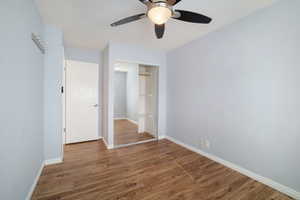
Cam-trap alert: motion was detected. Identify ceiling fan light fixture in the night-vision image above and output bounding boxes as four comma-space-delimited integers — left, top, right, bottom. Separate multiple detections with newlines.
111, 0, 212, 39
147, 5, 172, 25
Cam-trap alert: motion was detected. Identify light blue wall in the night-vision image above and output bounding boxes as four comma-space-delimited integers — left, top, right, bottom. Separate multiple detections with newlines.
114, 72, 127, 119
43, 25, 64, 161
0, 0, 44, 199
102, 46, 110, 145
167, 0, 300, 192
65, 47, 101, 64
125, 63, 139, 122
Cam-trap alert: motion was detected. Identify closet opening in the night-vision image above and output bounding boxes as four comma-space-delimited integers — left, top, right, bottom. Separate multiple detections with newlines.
113, 62, 159, 147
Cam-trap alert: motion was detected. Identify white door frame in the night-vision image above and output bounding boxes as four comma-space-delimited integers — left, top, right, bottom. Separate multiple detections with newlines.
62, 61, 66, 145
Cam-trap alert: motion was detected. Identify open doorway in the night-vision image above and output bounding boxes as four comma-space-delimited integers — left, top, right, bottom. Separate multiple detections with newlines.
113, 62, 159, 147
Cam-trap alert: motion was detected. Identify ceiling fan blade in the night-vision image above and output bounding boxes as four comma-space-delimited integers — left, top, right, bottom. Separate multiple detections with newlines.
167, 0, 181, 5
111, 13, 146, 27
173, 10, 212, 24
139, 0, 152, 5
155, 24, 165, 39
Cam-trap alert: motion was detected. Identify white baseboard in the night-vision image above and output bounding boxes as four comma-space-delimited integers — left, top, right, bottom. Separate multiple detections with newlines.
165, 135, 300, 200
126, 118, 138, 125
26, 137, 101, 200
26, 161, 45, 200
45, 157, 63, 165
102, 138, 113, 149
158, 135, 166, 140
26, 157, 63, 199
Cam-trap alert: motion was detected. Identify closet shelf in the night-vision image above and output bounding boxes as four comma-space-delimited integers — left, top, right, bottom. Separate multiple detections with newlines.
139, 72, 152, 76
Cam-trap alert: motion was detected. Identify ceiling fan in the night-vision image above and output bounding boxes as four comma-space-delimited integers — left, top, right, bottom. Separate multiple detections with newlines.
111, 0, 212, 39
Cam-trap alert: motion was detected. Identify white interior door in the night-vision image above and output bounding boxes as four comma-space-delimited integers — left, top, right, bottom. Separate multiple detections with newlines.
66, 60, 99, 144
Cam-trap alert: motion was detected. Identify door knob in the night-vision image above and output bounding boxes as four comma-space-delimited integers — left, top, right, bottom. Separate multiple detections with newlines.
93, 104, 99, 107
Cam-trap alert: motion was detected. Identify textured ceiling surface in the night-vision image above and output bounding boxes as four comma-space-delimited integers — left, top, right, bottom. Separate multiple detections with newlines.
35, 0, 278, 51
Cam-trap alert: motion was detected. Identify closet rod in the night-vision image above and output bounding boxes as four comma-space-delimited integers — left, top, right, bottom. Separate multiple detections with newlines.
139, 73, 151, 77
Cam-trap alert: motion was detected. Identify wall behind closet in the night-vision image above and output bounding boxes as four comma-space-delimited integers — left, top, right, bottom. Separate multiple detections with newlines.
125, 63, 139, 122
114, 72, 127, 119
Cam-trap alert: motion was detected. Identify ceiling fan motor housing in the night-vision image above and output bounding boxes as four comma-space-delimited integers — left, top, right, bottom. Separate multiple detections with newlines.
147, 1, 173, 12
152, 0, 168, 3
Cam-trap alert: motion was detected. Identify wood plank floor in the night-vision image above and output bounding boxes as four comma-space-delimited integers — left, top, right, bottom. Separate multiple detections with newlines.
114, 119, 154, 145
32, 140, 293, 200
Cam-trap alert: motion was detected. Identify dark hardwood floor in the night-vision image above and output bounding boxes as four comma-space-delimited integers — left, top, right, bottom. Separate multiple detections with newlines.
31, 139, 293, 200
114, 119, 154, 145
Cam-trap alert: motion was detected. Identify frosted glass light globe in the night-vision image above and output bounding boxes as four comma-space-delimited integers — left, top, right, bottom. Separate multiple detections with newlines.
148, 6, 172, 25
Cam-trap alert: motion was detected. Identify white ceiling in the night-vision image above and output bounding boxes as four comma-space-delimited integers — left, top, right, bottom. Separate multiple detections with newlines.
35, 0, 278, 51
